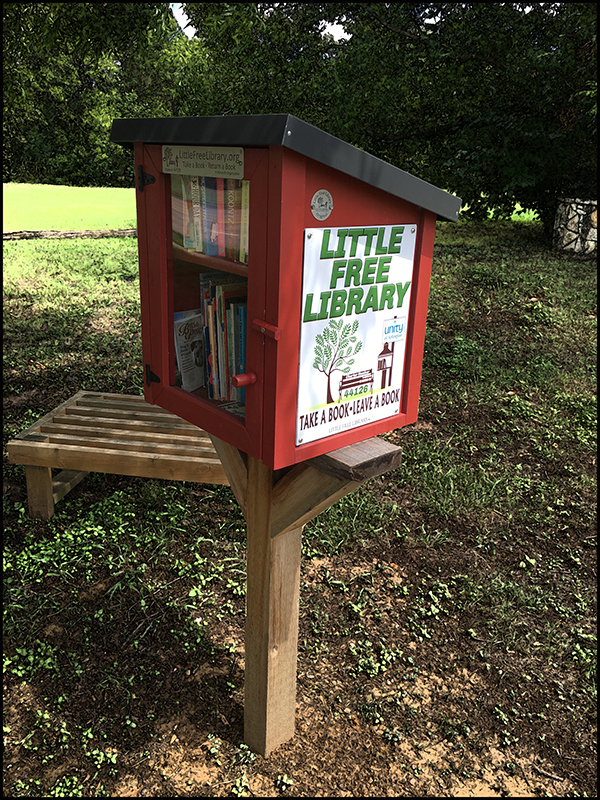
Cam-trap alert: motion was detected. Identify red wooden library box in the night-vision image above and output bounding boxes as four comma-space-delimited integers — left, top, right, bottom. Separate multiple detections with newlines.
110, 115, 461, 470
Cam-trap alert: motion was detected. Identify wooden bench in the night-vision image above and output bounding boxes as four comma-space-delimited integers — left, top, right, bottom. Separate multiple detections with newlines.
7, 389, 404, 756
6, 391, 228, 520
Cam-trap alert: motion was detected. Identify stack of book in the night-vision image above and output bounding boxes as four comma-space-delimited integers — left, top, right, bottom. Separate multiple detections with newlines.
200, 271, 248, 403
174, 273, 248, 404
171, 174, 250, 264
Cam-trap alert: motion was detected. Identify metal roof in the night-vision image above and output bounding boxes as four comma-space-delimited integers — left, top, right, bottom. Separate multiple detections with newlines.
110, 114, 461, 222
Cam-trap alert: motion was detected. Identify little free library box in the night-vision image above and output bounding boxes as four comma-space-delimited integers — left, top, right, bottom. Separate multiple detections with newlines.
109, 114, 461, 469
109, 114, 461, 756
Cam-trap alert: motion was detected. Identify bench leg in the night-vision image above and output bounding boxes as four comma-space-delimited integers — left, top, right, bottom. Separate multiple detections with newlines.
25, 465, 54, 520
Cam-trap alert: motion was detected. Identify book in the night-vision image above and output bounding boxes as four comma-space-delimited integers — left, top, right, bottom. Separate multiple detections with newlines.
181, 175, 196, 250
216, 177, 226, 258
206, 301, 219, 398
171, 174, 195, 250
199, 270, 222, 322
237, 303, 248, 403
240, 179, 250, 264
190, 176, 204, 254
225, 179, 242, 261
173, 310, 205, 392
204, 324, 214, 400
219, 282, 248, 399
228, 300, 244, 402
199, 270, 224, 393
202, 177, 219, 256
211, 277, 247, 399
171, 174, 184, 248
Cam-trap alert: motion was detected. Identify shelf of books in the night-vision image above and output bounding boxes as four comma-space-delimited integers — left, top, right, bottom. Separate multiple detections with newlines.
171, 174, 249, 421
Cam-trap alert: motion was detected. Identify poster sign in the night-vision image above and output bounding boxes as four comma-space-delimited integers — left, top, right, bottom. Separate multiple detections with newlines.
296, 225, 417, 446
162, 145, 244, 179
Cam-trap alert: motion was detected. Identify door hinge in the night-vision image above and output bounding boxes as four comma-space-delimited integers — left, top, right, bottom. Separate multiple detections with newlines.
138, 165, 156, 192
145, 364, 160, 386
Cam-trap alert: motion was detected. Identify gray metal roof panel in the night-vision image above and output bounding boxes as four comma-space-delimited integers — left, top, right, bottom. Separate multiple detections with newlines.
110, 114, 461, 222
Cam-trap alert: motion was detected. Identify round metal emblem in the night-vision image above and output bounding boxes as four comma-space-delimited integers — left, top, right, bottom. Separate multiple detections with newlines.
310, 189, 334, 221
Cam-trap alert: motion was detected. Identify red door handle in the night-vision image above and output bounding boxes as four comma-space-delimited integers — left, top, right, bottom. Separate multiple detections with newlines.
232, 372, 257, 388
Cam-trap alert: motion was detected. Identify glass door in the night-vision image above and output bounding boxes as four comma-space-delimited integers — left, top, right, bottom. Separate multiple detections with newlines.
170, 173, 250, 422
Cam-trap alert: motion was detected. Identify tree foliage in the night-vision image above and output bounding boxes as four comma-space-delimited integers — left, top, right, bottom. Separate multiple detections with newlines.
3, 3, 187, 186
183, 2, 596, 229
3, 2, 596, 231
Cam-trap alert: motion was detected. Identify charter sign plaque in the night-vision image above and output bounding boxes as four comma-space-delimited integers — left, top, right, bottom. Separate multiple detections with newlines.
161, 145, 244, 179
296, 225, 417, 446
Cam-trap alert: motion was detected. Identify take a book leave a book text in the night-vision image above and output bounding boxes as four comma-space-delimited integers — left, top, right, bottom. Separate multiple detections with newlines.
171, 174, 249, 264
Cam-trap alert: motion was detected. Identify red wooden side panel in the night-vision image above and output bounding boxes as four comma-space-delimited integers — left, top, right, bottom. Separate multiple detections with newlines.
400, 209, 437, 424
261, 147, 307, 466
264, 153, 437, 469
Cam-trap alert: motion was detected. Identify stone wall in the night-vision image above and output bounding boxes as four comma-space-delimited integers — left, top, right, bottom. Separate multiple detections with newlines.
553, 198, 597, 255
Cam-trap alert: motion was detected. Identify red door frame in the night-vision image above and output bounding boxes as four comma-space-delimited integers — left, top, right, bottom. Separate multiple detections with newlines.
134, 143, 269, 460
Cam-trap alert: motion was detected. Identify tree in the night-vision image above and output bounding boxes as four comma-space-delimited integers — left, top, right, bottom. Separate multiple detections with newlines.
180, 2, 339, 126
182, 3, 597, 233
2, 3, 179, 185
4, 0, 595, 218
313, 319, 362, 405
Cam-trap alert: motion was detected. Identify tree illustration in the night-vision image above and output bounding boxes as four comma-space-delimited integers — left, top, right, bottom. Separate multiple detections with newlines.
312, 319, 362, 404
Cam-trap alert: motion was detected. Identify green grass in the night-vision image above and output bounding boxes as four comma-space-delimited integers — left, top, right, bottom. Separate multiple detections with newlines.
2, 209, 597, 796
2, 183, 136, 231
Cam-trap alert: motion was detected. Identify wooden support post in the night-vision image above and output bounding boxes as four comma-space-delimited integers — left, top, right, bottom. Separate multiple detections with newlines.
212, 435, 402, 756
25, 465, 54, 520
244, 456, 302, 755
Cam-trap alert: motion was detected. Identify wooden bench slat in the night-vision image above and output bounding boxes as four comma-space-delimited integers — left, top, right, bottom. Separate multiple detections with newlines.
74, 396, 180, 415
8, 441, 228, 482
78, 392, 147, 403
14, 432, 222, 459
39, 422, 212, 446
64, 405, 193, 424
46, 414, 209, 437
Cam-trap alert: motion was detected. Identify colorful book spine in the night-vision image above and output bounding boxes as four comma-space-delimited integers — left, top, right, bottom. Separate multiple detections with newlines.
216, 178, 226, 258
171, 174, 183, 247
240, 180, 250, 264
225, 178, 239, 261
206, 301, 219, 398
190, 177, 204, 254
227, 304, 237, 401
238, 303, 247, 403
200, 270, 220, 390
204, 324, 214, 399
202, 177, 218, 257
220, 283, 247, 400
181, 175, 195, 250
